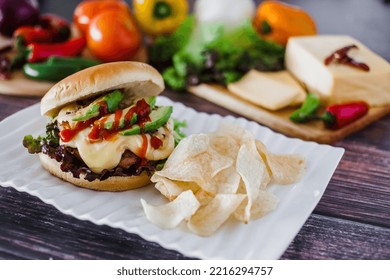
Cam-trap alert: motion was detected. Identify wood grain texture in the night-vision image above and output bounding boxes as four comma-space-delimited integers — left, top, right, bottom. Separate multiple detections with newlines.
316, 142, 390, 227
282, 214, 390, 260
0, 71, 54, 97
1, 187, 389, 260
188, 84, 390, 144
0, 187, 190, 260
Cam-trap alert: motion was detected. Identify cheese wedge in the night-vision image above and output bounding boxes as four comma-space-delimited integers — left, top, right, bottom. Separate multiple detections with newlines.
285, 35, 390, 107
227, 70, 306, 111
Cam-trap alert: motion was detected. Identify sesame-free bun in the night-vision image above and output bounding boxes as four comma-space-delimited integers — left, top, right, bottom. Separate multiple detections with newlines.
41, 61, 165, 117
39, 154, 152, 191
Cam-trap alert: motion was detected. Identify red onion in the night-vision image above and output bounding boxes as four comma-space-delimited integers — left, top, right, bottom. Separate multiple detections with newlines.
0, 0, 40, 37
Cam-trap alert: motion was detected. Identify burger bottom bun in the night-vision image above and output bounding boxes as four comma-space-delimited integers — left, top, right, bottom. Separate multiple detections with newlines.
39, 154, 151, 192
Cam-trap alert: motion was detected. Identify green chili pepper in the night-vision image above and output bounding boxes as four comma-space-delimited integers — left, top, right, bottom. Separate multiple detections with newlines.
46, 56, 100, 67
23, 63, 80, 81
22, 56, 100, 82
72, 90, 124, 122
290, 93, 321, 123
103, 90, 123, 113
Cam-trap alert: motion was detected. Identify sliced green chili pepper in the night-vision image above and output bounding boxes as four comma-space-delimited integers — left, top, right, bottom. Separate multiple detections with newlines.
72, 104, 100, 121
290, 93, 321, 123
22, 56, 100, 82
103, 90, 123, 113
72, 90, 124, 122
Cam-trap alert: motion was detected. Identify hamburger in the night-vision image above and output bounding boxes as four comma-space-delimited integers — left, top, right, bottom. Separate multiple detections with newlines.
23, 61, 181, 191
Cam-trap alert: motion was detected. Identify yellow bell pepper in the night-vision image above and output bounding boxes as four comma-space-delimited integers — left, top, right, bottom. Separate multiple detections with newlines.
133, 0, 188, 36
253, 1, 317, 46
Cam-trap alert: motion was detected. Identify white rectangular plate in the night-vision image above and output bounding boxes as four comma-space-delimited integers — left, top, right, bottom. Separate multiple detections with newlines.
0, 96, 344, 259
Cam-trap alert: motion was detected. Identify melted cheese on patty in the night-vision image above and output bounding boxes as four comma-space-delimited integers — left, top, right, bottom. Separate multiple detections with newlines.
56, 104, 175, 174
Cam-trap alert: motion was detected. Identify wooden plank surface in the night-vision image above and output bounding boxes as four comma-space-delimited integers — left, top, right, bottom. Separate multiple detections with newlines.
282, 214, 390, 260
316, 141, 390, 228
1, 186, 389, 260
0, 187, 189, 260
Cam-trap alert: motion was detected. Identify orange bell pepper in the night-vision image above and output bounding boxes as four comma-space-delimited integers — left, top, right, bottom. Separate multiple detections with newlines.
253, 1, 316, 46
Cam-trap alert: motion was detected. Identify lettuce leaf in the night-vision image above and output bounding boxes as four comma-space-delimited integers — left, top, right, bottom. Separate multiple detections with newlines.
151, 19, 285, 90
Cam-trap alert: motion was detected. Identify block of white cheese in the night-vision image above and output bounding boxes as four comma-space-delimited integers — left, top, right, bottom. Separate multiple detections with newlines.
227, 70, 306, 111
285, 35, 390, 107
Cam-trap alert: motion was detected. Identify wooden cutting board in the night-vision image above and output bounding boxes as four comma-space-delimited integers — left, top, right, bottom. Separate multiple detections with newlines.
0, 34, 147, 97
189, 84, 390, 144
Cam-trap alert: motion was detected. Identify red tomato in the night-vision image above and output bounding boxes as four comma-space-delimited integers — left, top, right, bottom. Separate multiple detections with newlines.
74, 0, 129, 34
87, 10, 142, 62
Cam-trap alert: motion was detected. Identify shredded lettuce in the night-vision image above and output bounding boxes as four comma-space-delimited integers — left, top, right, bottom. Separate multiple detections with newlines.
23, 122, 60, 154
148, 16, 196, 66
149, 18, 285, 90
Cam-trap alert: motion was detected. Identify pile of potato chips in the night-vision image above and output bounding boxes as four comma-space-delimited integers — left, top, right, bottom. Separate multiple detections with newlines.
141, 123, 306, 236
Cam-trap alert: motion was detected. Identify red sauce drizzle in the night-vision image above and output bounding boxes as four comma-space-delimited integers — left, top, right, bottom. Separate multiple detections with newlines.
60, 99, 152, 143
87, 121, 100, 141
99, 101, 109, 115
59, 119, 94, 142
124, 98, 151, 132
88, 115, 117, 141
113, 109, 123, 130
150, 136, 163, 149
138, 134, 148, 158
124, 107, 136, 124
60, 100, 109, 143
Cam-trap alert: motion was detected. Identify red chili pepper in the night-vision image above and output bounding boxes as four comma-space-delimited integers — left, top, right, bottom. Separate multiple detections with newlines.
14, 26, 54, 44
324, 45, 370, 72
27, 37, 87, 62
321, 101, 369, 129
13, 14, 70, 44
38, 14, 71, 42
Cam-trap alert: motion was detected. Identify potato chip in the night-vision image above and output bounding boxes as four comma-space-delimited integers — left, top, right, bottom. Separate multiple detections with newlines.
236, 142, 268, 223
155, 134, 234, 194
209, 134, 240, 160
250, 191, 279, 220
255, 140, 273, 177
212, 166, 241, 194
156, 155, 224, 194
214, 122, 255, 146
234, 191, 279, 222
267, 154, 306, 185
151, 175, 200, 201
256, 140, 306, 185
187, 194, 246, 236
140, 190, 200, 229
140, 122, 306, 236
194, 188, 214, 207
161, 134, 209, 170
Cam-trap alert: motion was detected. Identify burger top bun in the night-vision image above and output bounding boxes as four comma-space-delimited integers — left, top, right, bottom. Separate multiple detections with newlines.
41, 61, 165, 117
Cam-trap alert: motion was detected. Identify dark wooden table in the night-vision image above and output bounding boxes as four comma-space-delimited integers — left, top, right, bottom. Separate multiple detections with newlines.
0, 0, 389, 260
